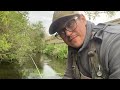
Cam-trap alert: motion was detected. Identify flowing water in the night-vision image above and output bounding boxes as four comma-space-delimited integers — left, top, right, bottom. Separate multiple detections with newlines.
26, 54, 63, 79
0, 54, 64, 79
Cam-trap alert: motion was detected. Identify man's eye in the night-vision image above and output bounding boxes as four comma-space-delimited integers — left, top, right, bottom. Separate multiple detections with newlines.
67, 20, 75, 28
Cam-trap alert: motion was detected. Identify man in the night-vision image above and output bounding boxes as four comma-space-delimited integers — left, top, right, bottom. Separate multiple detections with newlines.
49, 11, 120, 79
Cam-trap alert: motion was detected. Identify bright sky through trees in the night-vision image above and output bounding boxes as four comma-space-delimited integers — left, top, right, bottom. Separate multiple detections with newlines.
28, 11, 120, 36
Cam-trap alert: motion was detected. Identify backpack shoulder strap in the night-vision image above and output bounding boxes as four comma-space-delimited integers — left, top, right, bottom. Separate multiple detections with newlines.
88, 23, 112, 79
71, 48, 92, 79
88, 36, 108, 79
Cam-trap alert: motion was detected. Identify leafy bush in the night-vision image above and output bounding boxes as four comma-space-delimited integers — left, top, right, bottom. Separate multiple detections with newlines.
43, 43, 68, 63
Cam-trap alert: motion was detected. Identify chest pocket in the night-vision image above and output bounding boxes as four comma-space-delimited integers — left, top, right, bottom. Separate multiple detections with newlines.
88, 39, 108, 79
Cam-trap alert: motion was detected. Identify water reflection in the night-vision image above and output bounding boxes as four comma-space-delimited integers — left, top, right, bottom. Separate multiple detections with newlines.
26, 54, 62, 79
26, 63, 62, 79
41, 63, 61, 79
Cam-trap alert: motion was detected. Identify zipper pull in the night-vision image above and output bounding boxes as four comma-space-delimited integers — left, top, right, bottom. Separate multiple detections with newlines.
97, 65, 102, 77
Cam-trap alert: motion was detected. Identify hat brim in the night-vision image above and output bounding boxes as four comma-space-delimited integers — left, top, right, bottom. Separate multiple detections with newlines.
49, 15, 75, 34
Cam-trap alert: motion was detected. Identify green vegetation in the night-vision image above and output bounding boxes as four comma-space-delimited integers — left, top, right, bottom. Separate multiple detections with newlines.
43, 43, 68, 75
43, 43, 68, 63
0, 11, 117, 79
0, 11, 45, 78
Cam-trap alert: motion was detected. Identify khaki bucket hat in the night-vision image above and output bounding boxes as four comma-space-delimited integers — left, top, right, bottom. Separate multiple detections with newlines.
49, 11, 85, 34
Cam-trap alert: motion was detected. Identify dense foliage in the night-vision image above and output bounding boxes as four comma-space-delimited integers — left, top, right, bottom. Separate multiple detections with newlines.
43, 43, 68, 63
0, 11, 45, 78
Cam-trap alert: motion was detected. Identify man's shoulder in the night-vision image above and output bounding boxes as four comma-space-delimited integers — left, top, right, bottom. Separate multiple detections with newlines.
94, 23, 120, 34
95, 23, 120, 58
104, 23, 120, 34
93, 23, 120, 40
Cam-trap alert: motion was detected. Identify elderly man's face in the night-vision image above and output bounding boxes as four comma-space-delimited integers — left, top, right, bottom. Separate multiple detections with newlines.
59, 15, 87, 48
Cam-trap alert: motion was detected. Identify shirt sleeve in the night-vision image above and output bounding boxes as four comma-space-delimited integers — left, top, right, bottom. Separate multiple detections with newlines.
107, 36, 120, 79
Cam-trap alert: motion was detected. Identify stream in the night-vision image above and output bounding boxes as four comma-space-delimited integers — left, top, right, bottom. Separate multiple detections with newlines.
26, 54, 63, 79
